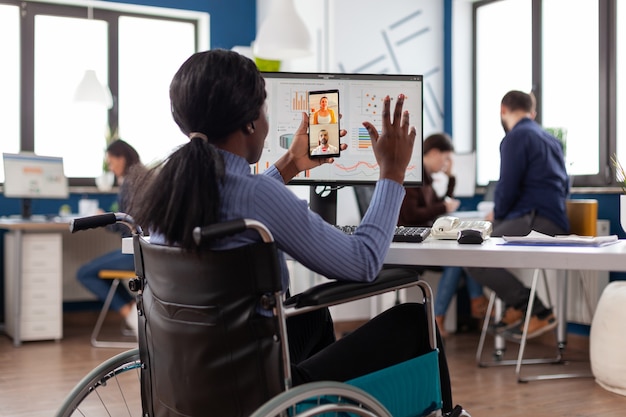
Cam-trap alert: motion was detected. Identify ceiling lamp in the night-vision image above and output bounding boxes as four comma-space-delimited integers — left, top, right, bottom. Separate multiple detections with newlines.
74, 69, 113, 109
253, 0, 313, 60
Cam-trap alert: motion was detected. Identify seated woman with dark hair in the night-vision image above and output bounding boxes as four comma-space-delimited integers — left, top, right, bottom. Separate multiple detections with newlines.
130, 49, 458, 414
76, 139, 144, 335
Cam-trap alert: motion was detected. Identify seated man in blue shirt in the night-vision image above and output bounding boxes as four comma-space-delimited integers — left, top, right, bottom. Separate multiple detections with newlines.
466, 90, 569, 339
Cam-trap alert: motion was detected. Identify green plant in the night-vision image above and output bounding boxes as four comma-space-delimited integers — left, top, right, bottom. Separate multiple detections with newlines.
611, 153, 626, 193
545, 127, 568, 156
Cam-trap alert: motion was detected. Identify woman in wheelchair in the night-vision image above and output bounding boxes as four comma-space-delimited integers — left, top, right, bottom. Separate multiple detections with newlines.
130, 49, 455, 414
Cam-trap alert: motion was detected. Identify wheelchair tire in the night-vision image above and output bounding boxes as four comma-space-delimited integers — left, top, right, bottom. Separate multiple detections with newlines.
54, 348, 141, 417
249, 381, 393, 417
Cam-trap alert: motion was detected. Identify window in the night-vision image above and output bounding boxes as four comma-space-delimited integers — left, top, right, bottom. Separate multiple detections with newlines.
617, 1, 626, 169
0, 4, 20, 182
475, 0, 532, 185
118, 16, 196, 167
542, 0, 599, 176
4, 0, 207, 184
473, 0, 613, 187
34, 15, 109, 178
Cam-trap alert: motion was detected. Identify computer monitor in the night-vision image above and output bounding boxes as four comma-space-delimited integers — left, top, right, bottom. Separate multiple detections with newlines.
2, 152, 69, 219
260, 72, 423, 224
483, 180, 498, 202
451, 152, 477, 198
260, 72, 423, 185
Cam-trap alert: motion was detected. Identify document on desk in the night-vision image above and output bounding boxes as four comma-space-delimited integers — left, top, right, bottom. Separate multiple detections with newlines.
502, 230, 619, 247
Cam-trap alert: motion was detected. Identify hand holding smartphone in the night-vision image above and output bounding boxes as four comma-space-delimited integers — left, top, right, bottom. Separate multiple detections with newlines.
308, 89, 340, 158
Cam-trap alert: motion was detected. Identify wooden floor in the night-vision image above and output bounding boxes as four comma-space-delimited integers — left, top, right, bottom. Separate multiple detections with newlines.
0, 312, 625, 417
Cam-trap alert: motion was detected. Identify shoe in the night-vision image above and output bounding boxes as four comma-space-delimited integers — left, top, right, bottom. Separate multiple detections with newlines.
488, 307, 524, 333
435, 315, 449, 338
470, 295, 489, 319
508, 313, 557, 340
124, 303, 138, 337
444, 405, 472, 417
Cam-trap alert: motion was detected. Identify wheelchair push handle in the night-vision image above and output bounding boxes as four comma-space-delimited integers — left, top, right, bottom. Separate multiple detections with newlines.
193, 219, 274, 245
70, 212, 139, 234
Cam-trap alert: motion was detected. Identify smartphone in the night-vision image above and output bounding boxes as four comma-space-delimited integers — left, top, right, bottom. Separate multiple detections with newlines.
308, 89, 340, 158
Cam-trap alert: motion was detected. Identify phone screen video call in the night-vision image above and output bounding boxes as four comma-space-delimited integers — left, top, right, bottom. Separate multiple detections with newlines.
308, 90, 340, 158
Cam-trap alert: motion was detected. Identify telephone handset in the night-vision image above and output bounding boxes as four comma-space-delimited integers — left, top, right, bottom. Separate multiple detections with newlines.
431, 216, 493, 240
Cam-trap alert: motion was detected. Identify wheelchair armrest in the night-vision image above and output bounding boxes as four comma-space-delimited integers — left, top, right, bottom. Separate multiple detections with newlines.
285, 268, 438, 351
285, 268, 421, 310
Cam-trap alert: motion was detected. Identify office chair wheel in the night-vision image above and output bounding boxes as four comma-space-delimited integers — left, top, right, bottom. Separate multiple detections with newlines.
250, 381, 392, 417
493, 349, 505, 361
54, 348, 141, 417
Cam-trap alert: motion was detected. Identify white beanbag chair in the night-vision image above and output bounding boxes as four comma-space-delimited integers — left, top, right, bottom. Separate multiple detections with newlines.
590, 281, 626, 396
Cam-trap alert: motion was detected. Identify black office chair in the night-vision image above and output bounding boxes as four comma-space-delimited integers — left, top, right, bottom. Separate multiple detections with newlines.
56, 213, 444, 417
353, 184, 376, 219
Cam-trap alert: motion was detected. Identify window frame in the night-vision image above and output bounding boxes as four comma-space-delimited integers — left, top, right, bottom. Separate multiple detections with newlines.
5, 0, 206, 186
472, 0, 617, 189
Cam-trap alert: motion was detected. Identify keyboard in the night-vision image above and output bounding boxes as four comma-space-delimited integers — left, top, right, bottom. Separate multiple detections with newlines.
335, 225, 431, 243
392, 226, 431, 243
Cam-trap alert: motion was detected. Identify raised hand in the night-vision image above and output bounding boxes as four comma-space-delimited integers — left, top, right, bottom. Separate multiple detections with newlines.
362, 94, 416, 184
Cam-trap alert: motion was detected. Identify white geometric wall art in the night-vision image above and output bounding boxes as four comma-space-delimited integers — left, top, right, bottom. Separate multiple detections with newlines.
331, 0, 444, 134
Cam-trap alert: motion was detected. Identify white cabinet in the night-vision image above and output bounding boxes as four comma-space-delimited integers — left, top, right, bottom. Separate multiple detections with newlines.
4, 232, 63, 341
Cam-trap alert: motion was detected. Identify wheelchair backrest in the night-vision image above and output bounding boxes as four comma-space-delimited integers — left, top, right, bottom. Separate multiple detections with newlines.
133, 235, 285, 417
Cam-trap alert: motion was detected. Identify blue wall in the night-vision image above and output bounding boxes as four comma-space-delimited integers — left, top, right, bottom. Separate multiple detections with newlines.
0, 193, 118, 218
103, 0, 257, 50
458, 193, 626, 239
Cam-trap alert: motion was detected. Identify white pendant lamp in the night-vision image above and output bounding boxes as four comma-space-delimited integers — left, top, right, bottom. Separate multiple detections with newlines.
74, 69, 113, 109
253, 0, 313, 60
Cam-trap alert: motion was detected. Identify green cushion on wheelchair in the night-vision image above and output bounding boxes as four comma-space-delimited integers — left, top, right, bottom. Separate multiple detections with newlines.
346, 350, 442, 417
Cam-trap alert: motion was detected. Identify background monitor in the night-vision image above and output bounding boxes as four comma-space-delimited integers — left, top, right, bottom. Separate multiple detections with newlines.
259, 72, 424, 186
483, 180, 498, 202
449, 152, 476, 198
2, 152, 69, 218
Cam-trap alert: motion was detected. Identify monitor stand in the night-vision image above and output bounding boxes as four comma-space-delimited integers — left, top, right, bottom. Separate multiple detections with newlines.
309, 185, 337, 225
21, 198, 33, 219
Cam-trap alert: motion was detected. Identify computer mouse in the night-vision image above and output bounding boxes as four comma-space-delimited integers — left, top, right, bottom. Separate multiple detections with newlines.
457, 229, 484, 244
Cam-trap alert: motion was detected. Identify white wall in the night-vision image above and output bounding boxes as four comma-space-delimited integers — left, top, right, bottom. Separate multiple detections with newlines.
257, 0, 445, 133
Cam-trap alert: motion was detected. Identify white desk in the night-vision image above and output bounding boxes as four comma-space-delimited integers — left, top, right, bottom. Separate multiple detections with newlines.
0, 219, 69, 346
123, 235, 626, 276
387, 237, 626, 380
386, 237, 626, 272
385, 237, 626, 341
123, 235, 626, 379
1, 218, 122, 347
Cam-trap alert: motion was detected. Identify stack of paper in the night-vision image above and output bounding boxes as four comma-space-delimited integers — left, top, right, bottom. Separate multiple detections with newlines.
502, 230, 619, 247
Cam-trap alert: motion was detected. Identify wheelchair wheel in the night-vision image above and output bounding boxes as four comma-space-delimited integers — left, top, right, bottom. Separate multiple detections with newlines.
55, 348, 141, 417
249, 381, 393, 417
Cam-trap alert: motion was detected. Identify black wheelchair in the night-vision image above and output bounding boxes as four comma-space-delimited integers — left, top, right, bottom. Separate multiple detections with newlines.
55, 213, 454, 417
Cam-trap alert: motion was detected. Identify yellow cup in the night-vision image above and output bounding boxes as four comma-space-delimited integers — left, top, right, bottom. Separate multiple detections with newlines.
566, 199, 598, 236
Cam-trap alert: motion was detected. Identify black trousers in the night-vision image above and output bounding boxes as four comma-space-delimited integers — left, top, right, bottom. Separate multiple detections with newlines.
466, 213, 567, 316
287, 303, 453, 413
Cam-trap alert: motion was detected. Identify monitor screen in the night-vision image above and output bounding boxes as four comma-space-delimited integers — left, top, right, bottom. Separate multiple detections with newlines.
259, 72, 423, 186
2, 152, 68, 199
